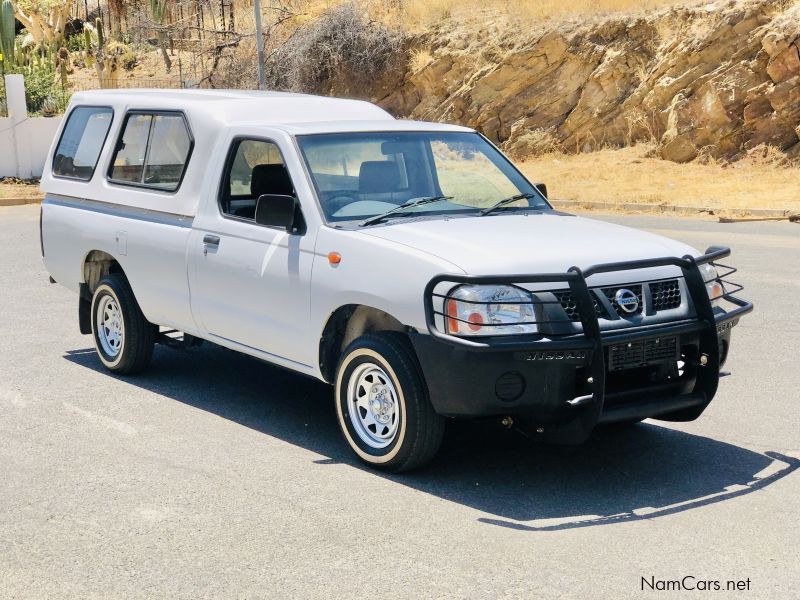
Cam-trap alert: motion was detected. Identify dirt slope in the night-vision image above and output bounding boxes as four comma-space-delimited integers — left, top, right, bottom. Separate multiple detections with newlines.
369, 0, 800, 163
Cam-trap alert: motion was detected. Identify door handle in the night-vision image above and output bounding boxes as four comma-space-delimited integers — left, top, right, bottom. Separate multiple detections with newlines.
202, 234, 220, 256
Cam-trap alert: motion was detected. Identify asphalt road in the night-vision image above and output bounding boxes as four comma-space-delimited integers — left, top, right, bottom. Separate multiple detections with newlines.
1, 205, 798, 599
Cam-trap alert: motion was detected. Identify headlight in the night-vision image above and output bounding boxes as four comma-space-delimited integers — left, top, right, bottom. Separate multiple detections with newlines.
445, 285, 536, 336
699, 263, 725, 307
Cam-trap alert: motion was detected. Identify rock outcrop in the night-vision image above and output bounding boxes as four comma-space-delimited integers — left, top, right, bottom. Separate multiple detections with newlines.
371, 0, 800, 162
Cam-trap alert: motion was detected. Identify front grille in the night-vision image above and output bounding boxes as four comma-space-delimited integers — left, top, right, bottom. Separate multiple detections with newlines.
608, 336, 678, 371
554, 291, 604, 322
650, 279, 682, 310
552, 279, 682, 322
602, 285, 643, 318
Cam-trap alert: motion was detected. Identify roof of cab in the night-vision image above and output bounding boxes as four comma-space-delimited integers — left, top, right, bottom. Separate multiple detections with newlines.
67, 89, 472, 134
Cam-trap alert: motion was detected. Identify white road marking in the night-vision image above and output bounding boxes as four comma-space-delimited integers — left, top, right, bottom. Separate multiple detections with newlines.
0, 388, 27, 407
62, 401, 137, 436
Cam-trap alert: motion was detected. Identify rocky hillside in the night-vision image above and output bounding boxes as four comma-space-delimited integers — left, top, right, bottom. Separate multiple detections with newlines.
368, 0, 800, 162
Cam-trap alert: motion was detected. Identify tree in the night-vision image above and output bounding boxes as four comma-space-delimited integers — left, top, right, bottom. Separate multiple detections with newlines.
149, 0, 170, 72
12, 0, 72, 45
107, 0, 126, 39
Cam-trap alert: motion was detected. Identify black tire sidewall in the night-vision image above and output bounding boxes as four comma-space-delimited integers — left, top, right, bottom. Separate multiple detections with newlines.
336, 341, 412, 466
91, 282, 128, 370
90, 273, 154, 375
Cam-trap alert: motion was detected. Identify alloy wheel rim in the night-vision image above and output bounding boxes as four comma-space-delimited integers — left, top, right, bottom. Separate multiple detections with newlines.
96, 295, 124, 358
346, 363, 400, 449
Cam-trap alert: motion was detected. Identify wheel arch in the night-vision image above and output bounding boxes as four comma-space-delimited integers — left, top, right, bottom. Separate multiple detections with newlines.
81, 249, 124, 293
318, 304, 408, 383
78, 250, 125, 334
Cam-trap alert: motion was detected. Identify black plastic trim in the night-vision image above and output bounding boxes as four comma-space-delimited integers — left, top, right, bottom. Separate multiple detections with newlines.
423, 247, 752, 351
419, 246, 753, 439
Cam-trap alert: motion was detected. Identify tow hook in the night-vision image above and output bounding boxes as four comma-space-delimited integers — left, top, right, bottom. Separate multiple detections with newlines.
698, 353, 710, 367
567, 394, 593, 407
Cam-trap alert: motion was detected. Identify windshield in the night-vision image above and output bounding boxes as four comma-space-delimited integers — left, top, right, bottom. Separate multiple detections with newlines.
297, 131, 550, 224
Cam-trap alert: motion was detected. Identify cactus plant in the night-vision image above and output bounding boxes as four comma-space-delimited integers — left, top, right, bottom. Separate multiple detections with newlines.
83, 28, 94, 67
91, 17, 120, 89
96, 17, 104, 49
57, 47, 69, 87
0, 0, 15, 65
14, 42, 24, 67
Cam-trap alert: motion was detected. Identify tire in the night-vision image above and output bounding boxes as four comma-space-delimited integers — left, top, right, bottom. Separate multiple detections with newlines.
335, 332, 444, 472
90, 273, 156, 375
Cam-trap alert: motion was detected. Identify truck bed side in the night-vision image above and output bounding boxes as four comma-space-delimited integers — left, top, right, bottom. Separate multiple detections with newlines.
42, 195, 197, 334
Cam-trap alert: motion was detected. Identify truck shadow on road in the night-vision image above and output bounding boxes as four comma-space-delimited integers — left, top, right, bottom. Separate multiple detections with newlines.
65, 344, 798, 532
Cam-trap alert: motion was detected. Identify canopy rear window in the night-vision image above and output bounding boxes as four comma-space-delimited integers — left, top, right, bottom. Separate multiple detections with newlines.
52, 107, 113, 181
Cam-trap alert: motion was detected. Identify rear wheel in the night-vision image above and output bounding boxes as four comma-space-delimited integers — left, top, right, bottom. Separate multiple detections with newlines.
335, 332, 444, 472
91, 273, 156, 374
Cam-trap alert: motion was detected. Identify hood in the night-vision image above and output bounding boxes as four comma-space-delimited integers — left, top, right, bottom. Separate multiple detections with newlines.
360, 212, 700, 285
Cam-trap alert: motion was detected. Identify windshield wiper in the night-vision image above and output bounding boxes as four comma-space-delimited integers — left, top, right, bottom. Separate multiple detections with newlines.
479, 193, 537, 216
359, 196, 453, 227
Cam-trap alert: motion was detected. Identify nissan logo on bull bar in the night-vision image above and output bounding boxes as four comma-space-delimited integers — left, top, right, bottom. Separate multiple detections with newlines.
614, 288, 640, 313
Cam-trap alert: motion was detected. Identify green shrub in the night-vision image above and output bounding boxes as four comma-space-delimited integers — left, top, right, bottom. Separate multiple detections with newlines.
22, 65, 58, 114
64, 34, 84, 53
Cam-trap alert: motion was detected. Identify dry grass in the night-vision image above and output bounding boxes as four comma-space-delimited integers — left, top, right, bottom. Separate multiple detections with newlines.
409, 47, 434, 72
394, 0, 695, 28
0, 180, 41, 201
518, 145, 800, 212
303, 0, 697, 30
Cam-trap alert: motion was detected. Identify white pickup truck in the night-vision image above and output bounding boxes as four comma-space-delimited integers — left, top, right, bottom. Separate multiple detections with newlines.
40, 90, 752, 471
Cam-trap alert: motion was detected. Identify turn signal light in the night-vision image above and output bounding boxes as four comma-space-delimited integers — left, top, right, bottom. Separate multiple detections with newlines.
328, 252, 342, 265
446, 298, 459, 334
708, 280, 724, 303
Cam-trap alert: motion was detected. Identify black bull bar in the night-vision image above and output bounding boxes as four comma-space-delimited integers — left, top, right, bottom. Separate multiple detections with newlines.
422, 246, 753, 439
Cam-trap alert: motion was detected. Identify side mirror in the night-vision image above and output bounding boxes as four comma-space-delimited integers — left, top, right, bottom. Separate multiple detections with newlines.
255, 194, 298, 232
534, 183, 548, 199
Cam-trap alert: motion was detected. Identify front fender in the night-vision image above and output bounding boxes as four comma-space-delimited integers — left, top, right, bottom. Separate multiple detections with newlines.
308, 227, 465, 374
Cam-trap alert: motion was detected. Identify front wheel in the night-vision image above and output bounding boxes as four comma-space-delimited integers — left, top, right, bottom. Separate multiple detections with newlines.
335, 332, 444, 472
91, 273, 156, 374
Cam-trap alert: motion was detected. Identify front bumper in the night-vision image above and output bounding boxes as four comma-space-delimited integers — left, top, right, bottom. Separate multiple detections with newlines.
415, 246, 753, 443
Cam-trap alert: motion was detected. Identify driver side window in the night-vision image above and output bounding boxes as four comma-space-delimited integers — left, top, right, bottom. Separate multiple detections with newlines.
220, 138, 295, 220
